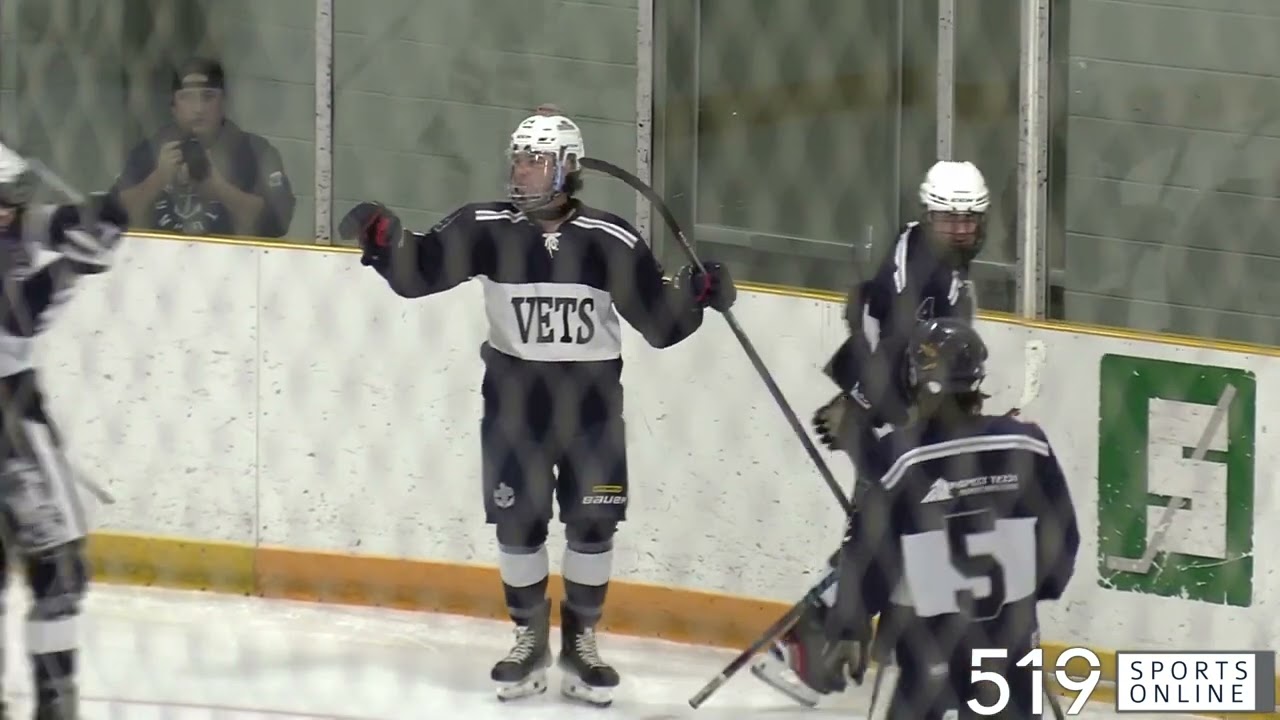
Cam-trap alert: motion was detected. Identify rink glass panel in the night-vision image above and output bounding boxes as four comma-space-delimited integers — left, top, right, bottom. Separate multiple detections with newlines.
652, 0, 1022, 312
1051, 0, 1280, 344
2, 0, 1276, 342
329, 0, 643, 241
0, 0, 318, 241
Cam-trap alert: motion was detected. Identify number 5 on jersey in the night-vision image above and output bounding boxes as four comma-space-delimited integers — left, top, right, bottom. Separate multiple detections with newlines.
901, 507, 1038, 619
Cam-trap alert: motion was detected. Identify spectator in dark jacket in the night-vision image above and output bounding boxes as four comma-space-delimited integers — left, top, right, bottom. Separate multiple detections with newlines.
114, 57, 295, 238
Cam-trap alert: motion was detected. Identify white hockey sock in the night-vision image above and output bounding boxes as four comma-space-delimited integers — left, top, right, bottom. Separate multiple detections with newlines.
498, 544, 550, 589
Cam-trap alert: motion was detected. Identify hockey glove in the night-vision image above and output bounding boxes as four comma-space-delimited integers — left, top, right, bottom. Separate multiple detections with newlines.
50, 193, 127, 273
821, 636, 872, 687
338, 201, 402, 269
821, 591, 874, 688
812, 391, 870, 452
676, 261, 737, 312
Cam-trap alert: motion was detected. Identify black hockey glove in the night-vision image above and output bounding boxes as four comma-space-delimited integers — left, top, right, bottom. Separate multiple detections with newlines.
821, 636, 872, 687
338, 201, 402, 269
822, 587, 874, 687
813, 390, 871, 452
675, 261, 736, 312
49, 192, 127, 273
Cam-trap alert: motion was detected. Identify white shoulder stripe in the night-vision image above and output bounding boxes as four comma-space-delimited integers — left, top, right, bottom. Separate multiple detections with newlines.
475, 209, 523, 223
879, 433, 1051, 491
892, 225, 912, 293
571, 216, 639, 249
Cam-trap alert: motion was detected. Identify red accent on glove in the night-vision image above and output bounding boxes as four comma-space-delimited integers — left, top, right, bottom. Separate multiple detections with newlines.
693, 270, 714, 305
363, 212, 392, 248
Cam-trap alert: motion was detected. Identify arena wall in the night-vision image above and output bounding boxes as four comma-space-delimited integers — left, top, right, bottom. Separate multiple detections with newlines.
46, 234, 1279, 717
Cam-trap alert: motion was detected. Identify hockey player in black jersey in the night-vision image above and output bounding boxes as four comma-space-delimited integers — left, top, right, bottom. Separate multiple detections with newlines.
339, 113, 736, 707
751, 160, 991, 705
0, 144, 128, 720
826, 317, 1079, 719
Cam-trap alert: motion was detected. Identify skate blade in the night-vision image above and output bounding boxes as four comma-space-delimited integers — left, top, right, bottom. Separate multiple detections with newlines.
750, 656, 820, 708
496, 669, 549, 702
561, 676, 613, 708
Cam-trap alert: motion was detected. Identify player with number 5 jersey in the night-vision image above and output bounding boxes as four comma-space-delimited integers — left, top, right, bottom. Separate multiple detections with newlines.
339, 113, 736, 708
825, 317, 1080, 719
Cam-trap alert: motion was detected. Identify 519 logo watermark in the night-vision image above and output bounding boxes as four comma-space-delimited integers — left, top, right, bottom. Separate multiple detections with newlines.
969, 647, 1102, 716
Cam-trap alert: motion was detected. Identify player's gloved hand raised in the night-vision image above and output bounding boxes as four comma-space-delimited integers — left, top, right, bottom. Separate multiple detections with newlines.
338, 201, 402, 268
49, 192, 127, 273
813, 390, 870, 451
675, 261, 736, 312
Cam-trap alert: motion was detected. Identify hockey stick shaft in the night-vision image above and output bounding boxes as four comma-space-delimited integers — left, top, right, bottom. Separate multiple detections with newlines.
580, 158, 858, 707
579, 157, 851, 517
26, 158, 87, 205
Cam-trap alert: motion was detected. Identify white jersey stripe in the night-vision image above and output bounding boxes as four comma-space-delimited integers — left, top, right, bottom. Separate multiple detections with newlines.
892, 225, 913, 293
571, 217, 639, 248
879, 433, 1050, 491
475, 209, 524, 223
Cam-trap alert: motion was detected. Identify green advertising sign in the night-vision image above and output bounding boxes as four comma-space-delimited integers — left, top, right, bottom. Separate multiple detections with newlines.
1097, 354, 1255, 607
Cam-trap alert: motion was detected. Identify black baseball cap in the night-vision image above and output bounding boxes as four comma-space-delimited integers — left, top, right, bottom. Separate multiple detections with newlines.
172, 58, 226, 92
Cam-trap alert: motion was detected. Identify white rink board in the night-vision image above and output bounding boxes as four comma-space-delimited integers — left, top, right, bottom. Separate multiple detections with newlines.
34, 237, 1278, 657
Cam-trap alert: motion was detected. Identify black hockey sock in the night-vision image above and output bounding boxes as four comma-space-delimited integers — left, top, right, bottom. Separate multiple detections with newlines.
498, 543, 550, 624
27, 542, 86, 709
32, 650, 75, 707
562, 537, 614, 623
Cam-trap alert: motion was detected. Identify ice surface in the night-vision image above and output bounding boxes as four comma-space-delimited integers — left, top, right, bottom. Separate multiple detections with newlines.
0, 584, 1199, 719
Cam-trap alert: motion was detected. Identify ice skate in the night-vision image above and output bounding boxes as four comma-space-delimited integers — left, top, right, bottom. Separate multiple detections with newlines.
750, 598, 838, 707
491, 601, 551, 701
557, 602, 619, 707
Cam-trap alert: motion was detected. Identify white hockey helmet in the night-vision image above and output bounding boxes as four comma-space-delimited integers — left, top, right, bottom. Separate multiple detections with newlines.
0, 143, 35, 209
506, 114, 585, 212
919, 161, 989, 214
919, 160, 989, 262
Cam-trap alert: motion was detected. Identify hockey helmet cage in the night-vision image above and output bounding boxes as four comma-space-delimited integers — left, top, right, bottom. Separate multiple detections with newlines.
906, 317, 988, 397
919, 161, 989, 214
506, 114, 585, 211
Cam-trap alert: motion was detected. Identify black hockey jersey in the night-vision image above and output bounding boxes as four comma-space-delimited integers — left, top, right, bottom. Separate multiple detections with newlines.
831, 413, 1079, 658
0, 204, 119, 379
377, 200, 705, 426
824, 222, 976, 426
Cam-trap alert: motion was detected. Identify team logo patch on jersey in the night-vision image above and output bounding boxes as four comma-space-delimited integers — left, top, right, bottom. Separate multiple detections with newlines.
493, 482, 515, 509
920, 474, 1019, 503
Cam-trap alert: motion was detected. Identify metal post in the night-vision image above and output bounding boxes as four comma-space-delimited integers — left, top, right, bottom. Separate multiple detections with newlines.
936, 0, 956, 161
314, 0, 334, 244
635, 0, 654, 242
1016, 0, 1050, 318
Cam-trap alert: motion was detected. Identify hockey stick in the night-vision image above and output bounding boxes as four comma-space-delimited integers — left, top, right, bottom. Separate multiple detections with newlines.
687, 569, 839, 708
1005, 339, 1047, 417
575, 158, 860, 708
579, 157, 851, 517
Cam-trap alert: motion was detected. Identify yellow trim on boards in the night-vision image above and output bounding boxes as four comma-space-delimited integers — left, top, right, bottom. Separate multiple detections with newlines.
131, 229, 1280, 359
84, 531, 1280, 718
